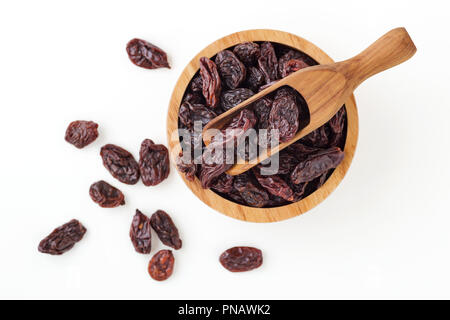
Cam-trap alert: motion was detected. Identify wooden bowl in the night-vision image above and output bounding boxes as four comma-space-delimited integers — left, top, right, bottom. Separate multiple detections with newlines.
166, 29, 358, 223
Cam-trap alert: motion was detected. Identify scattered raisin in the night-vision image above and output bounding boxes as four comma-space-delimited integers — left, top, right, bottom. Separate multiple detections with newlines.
126, 38, 170, 69
130, 209, 152, 254
148, 250, 175, 281
65, 120, 98, 149
219, 247, 263, 272
89, 180, 125, 208
38, 219, 86, 255
150, 210, 182, 250
139, 139, 170, 186
100, 144, 140, 185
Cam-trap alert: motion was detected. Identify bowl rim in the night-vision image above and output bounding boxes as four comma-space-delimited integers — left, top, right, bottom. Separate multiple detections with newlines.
166, 29, 358, 223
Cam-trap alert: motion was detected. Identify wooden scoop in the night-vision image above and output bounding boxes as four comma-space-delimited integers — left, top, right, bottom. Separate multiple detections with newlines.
202, 27, 416, 176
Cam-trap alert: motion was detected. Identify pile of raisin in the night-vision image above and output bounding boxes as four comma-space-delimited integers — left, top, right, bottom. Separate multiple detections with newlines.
177, 42, 347, 208
130, 209, 181, 281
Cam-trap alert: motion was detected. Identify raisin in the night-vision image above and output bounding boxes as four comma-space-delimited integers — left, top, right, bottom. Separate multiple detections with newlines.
245, 66, 265, 92
129, 209, 152, 254
286, 142, 323, 160
220, 88, 254, 112
150, 210, 182, 250
258, 42, 278, 84
183, 92, 205, 105
233, 174, 269, 208
200, 162, 232, 189
258, 152, 299, 175
233, 42, 260, 66
289, 180, 308, 202
301, 125, 330, 148
268, 89, 299, 143
210, 173, 234, 193
280, 59, 310, 78
252, 97, 272, 129
139, 139, 170, 186
179, 101, 217, 129
65, 120, 98, 149
38, 219, 86, 255
253, 170, 294, 201
148, 250, 174, 281
176, 151, 197, 182
215, 50, 246, 89
126, 38, 170, 69
278, 50, 312, 78
219, 247, 263, 272
199, 57, 221, 109
89, 180, 125, 208
291, 147, 345, 184
100, 144, 140, 185
190, 74, 203, 92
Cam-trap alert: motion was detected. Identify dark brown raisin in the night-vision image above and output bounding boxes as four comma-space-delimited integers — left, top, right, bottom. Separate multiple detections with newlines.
233, 42, 260, 66
233, 173, 269, 208
291, 147, 344, 184
148, 250, 174, 281
139, 139, 170, 186
253, 170, 294, 201
65, 120, 98, 149
100, 144, 140, 185
220, 88, 254, 112
253, 97, 273, 130
130, 209, 152, 254
258, 42, 278, 84
245, 66, 265, 92
219, 247, 263, 272
179, 101, 217, 129
215, 50, 246, 89
199, 57, 221, 109
268, 88, 299, 143
278, 50, 311, 78
280, 59, 309, 78
210, 173, 234, 193
150, 210, 182, 250
89, 180, 125, 208
126, 38, 170, 69
176, 151, 197, 182
38, 219, 86, 255
190, 74, 203, 92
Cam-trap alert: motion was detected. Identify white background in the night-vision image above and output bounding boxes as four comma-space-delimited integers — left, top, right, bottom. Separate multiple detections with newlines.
0, 0, 449, 299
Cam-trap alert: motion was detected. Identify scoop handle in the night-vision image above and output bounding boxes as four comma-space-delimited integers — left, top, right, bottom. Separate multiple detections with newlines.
338, 27, 416, 89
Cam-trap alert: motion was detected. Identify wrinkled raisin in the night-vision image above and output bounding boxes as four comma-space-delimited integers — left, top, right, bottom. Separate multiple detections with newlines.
219, 247, 263, 272
199, 57, 221, 109
130, 209, 152, 254
126, 38, 170, 69
150, 210, 182, 250
258, 42, 278, 84
89, 180, 125, 208
100, 144, 140, 185
215, 50, 246, 89
38, 219, 86, 255
291, 147, 344, 184
220, 88, 254, 112
65, 120, 98, 149
233, 42, 260, 66
139, 139, 170, 186
148, 249, 174, 281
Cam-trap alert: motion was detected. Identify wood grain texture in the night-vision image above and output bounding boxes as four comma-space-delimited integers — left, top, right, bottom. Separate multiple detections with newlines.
166, 29, 359, 223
